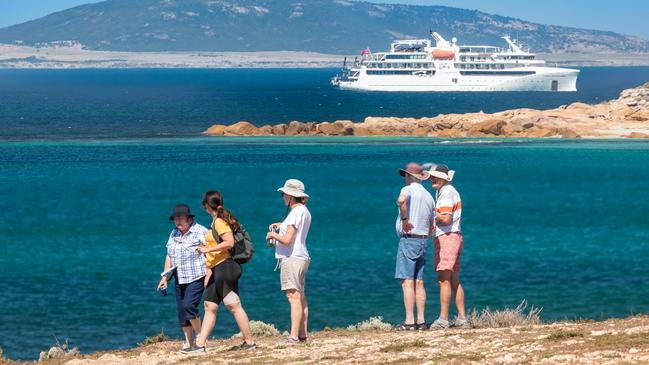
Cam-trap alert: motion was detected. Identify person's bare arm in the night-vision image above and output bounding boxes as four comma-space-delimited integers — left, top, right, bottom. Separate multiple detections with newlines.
397, 194, 413, 233
266, 225, 297, 245
157, 255, 171, 290
435, 210, 453, 226
197, 232, 235, 253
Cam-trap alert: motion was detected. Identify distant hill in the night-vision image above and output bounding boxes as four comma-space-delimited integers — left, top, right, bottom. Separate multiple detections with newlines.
0, 0, 647, 54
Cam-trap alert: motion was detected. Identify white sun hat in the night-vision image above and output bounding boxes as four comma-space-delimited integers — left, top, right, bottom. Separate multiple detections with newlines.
425, 163, 455, 182
277, 179, 309, 198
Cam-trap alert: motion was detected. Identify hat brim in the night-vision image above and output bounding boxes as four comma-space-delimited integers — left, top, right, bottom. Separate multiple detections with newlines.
277, 187, 309, 198
169, 214, 195, 221
399, 168, 429, 180
429, 171, 451, 181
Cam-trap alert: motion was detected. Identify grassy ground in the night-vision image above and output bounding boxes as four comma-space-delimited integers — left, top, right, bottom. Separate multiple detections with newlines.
7, 315, 649, 365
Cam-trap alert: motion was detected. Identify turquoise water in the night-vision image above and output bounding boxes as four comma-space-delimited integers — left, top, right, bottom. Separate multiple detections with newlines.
1, 138, 648, 360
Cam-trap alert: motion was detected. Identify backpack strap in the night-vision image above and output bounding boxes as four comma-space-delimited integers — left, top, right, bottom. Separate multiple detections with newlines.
211, 219, 223, 244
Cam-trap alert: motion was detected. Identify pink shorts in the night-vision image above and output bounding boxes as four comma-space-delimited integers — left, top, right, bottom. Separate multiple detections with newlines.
434, 232, 463, 272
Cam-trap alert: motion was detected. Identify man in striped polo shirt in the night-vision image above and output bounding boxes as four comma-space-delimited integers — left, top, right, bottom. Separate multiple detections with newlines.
427, 164, 469, 330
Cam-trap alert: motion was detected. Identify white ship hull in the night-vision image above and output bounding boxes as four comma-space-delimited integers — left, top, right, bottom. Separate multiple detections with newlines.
337, 66, 579, 92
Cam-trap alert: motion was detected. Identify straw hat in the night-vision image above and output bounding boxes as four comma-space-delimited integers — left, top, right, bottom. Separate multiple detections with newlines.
426, 164, 455, 182
398, 162, 430, 180
277, 179, 309, 198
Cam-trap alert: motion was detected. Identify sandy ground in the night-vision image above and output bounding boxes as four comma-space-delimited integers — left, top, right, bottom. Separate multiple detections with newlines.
9, 315, 649, 365
1, 44, 648, 68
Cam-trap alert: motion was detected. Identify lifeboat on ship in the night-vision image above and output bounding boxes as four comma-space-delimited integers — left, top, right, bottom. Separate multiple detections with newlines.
431, 49, 455, 59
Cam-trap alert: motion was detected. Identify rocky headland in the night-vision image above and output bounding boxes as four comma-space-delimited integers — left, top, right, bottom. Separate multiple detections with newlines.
203, 82, 649, 139
11, 315, 649, 365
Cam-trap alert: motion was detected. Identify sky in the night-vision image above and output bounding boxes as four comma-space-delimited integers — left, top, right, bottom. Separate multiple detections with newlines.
0, 0, 647, 40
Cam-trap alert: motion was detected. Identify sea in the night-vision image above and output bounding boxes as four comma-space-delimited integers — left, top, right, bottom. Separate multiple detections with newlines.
1, 67, 649, 360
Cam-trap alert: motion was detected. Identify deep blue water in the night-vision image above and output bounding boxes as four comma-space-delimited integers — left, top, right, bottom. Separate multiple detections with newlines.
1, 67, 649, 140
1, 68, 649, 360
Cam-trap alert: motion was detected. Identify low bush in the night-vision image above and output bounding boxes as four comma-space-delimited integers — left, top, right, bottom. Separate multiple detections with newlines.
347, 316, 393, 331
467, 300, 542, 328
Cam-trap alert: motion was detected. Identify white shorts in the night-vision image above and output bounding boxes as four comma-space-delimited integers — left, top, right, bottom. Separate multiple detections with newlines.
280, 257, 310, 292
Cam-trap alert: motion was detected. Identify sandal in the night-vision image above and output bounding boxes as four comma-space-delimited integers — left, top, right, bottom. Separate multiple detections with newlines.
416, 322, 430, 330
394, 323, 417, 331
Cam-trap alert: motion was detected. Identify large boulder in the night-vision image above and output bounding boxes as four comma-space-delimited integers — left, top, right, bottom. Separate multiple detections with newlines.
286, 121, 309, 136
469, 119, 508, 136
257, 125, 274, 135
272, 123, 287, 135
223, 121, 259, 136
317, 121, 354, 135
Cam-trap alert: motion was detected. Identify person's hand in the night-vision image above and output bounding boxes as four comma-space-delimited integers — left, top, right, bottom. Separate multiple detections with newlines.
403, 220, 414, 233
203, 276, 210, 288
265, 232, 275, 241
157, 277, 168, 290
196, 245, 208, 254
268, 223, 279, 231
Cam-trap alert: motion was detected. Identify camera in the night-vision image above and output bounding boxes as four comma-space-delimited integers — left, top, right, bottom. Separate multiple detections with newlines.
267, 225, 280, 247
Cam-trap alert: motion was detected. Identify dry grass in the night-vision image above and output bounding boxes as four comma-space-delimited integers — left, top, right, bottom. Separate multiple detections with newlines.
467, 300, 542, 328
545, 330, 584, 341
139, 331, 170, 346
232, 320, 280, 338
347, 316, 393, 331
380, 339, 428, 352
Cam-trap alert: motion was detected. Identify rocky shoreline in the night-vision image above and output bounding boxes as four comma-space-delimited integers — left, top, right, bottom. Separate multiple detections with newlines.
203, 82, 649, 139
14, 315, 649, 365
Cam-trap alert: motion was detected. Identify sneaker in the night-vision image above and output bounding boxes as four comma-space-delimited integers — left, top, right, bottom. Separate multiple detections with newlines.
429, 318, 450, 330
279, 337, 301, 346
181, 345, 206, 354
451, 317, 471, 329
228, 342, 257, 351
180, 342, 191, 352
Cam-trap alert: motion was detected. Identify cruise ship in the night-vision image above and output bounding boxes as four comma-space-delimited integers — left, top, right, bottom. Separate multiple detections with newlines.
331, 32, 579, 92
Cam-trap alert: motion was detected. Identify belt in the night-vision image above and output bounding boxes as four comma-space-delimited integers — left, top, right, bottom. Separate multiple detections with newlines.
401, 234, 428, 239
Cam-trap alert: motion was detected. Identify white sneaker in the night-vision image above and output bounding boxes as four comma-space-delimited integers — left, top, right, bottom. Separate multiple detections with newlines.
430, 318, 450, 330
451, 317, 471, 329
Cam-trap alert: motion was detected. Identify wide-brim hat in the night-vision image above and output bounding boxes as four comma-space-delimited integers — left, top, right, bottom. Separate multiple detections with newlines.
398, 162, 430, 180
425, 163, 455, 182
277, 179, 309, 198
169, 204, 195, 220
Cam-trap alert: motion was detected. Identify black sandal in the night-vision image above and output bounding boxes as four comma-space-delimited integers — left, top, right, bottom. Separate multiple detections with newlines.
394, 323, 417, 331
416, 322, 430, 330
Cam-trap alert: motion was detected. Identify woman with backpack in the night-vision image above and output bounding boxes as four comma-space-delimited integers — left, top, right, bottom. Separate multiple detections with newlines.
265, 179, 312, 345
192, 191, 256, 352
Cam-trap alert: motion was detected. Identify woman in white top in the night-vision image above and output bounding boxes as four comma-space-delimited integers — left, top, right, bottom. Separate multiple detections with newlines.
266, 179, 312, 345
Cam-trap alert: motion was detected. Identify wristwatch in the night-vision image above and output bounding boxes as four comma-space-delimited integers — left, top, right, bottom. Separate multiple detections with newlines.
401, 217, 408, 221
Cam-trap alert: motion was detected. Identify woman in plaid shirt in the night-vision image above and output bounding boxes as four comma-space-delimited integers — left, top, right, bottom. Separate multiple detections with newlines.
157, 204, 208, 353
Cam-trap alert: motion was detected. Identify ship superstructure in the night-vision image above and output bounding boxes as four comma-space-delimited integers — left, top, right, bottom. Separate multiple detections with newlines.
331, 32, 579, 92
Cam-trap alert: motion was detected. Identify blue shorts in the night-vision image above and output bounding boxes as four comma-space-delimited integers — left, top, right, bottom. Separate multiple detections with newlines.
395, 237, 428, 280
174, 277, 205, 327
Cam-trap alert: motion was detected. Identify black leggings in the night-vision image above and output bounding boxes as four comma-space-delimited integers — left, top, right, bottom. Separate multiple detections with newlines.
204, 258, 242, 304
